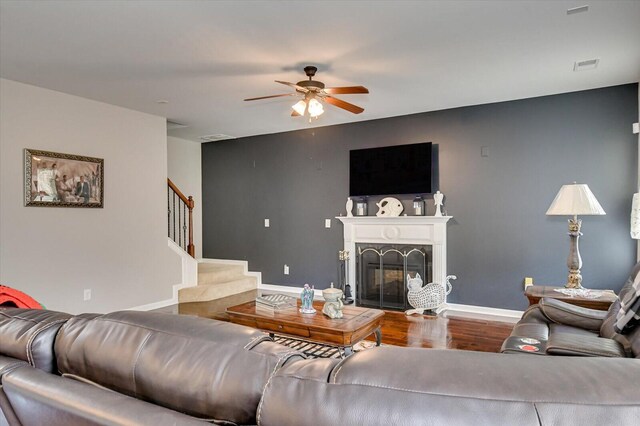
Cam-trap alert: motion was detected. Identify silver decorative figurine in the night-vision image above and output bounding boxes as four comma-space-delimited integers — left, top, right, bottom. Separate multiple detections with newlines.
300, 284, 316, 314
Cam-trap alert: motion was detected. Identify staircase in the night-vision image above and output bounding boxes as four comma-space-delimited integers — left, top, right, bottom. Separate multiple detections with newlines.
167, 179, 259, 315
177, 260, 259, 315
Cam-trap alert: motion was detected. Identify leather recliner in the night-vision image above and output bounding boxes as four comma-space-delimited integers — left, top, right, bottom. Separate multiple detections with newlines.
502, 263, 640, 358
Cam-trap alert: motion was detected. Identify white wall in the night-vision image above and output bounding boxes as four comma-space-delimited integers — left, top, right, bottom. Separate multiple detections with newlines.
0, 79, 181, 314
167, 136, 202, 258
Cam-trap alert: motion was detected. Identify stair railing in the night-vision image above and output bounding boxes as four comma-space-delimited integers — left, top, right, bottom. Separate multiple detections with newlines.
167, 178, 195, 257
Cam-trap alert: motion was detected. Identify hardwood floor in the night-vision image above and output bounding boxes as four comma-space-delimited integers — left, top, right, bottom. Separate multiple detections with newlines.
370, 310, 514, 353
155, 298, 515, 353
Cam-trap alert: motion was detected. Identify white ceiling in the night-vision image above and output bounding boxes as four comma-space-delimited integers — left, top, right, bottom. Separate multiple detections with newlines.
1, 1, 639, 142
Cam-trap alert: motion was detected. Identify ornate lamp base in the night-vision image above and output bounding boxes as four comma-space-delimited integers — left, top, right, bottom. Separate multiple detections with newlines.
565, 218, 583, 289
567, 270, 583, 289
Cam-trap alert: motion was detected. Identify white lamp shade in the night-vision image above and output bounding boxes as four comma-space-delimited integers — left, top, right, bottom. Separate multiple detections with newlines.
307, 98, 324, 118
546, 183, 606, 216
292, 100, 307, 116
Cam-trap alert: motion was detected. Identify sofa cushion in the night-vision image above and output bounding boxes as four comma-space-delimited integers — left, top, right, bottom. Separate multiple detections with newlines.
614, 272, 640, 334
546, 332, 626, 357
259, 347, 640, 426
54, 310, 302, 425
539, 298, 607, 331
0, 308, 72, 373
548, 323, 599, 338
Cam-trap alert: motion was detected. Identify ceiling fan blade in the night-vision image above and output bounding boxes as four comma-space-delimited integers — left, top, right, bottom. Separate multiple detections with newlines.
291, 110, 301, 117
244, 93, 295, 101
323, 86, 369, 95
324, 96, 364, 114
275, 80, 308, 92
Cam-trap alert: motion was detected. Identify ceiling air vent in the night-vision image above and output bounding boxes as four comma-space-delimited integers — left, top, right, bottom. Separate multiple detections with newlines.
199, 134, 235, 142
573, 58, 599, 71
567, 5, 589, 15
166, 120, 188, 130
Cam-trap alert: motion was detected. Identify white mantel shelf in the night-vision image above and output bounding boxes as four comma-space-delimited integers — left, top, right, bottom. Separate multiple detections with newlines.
336, 215, 453, 311
336, 216, 452, 223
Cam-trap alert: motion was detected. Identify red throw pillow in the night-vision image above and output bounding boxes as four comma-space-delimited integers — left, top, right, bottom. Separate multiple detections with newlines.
0, 285, 43, 309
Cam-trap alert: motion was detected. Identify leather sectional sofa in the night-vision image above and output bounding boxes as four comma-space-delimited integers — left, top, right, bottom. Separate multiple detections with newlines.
1, 307, 639, 425
502, 263, 640, 358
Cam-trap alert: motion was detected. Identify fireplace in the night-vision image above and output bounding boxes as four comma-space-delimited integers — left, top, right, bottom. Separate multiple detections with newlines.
337, 216, 451, 313
357, 244, 432, 310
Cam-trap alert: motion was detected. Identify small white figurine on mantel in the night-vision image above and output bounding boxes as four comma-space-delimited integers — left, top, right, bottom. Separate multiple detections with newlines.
346, 197, 354, 218
433, 191, 444, 217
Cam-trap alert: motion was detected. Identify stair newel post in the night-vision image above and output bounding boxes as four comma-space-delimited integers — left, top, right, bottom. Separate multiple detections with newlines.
187, 195, 195, 258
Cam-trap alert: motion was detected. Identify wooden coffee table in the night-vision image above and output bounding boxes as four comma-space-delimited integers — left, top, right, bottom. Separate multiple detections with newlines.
227, 300, 384, 355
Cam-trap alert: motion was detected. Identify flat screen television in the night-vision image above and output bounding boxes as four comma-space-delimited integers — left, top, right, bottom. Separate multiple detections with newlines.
349, 142, 432, 196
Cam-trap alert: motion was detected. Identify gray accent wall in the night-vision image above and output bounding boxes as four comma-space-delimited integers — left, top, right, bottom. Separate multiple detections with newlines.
202, 84, 638, 310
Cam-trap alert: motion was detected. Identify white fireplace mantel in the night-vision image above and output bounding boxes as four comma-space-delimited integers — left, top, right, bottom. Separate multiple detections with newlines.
336, 215, 452, 308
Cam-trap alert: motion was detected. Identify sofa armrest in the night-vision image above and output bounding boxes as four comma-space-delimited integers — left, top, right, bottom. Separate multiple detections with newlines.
539, 297, 607, 331
2, 367, 209, 426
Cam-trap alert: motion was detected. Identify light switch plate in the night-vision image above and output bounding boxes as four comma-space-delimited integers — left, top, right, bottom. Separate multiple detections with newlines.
284, 264, 289, 275
264, 219, 270, 227
325, 219, 331, 228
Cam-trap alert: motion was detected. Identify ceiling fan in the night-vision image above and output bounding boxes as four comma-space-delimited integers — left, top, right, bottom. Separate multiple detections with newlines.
244, 66, 369, 120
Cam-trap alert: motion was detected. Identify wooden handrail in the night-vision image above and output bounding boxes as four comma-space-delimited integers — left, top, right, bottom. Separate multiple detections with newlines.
167, 178, 195, 258
167, 178, 189, 204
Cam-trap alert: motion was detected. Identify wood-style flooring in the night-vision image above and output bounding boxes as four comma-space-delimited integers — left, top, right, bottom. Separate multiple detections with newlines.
155, 296, 515, 353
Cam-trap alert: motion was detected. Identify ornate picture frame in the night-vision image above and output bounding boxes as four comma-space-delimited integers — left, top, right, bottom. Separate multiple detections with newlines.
24, 148, 104, 208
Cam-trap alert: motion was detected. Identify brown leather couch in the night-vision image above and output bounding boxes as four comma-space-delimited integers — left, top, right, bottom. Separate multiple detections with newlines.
1, 307, 639, 425
502, 263, 640, 358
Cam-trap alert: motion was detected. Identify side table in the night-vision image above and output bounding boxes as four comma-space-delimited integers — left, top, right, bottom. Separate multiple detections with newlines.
525, 285, 616, 311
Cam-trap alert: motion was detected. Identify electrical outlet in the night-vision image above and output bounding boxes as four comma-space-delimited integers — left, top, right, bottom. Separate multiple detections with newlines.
325, 219, 331, 228
524, 277, 533, 289
264, 219, 270, 228
83, 289, 92, 301
284, 264, 289, 275
481, 146, 489, 157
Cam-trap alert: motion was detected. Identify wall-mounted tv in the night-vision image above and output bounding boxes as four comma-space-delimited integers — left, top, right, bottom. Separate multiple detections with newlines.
349, 142, 432, 196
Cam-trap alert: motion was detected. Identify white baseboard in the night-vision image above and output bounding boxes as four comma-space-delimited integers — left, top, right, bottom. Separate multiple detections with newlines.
445, 303, 523, 320
258, 283, 523, 318
126, 283, 186, 311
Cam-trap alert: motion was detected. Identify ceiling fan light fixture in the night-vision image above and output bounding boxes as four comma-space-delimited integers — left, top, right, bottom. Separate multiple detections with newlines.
247, 65, 368, 119
292, 99, 307, 116
308, 98, 324, 118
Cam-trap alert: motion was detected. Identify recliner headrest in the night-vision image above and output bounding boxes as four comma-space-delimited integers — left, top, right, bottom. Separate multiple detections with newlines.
0, 308, 72, 373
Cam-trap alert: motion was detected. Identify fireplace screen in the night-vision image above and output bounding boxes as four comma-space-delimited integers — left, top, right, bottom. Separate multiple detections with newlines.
356, 244, 432, 311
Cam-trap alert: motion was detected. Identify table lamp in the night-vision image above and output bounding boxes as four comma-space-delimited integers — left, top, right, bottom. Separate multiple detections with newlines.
546, 183, 605, 288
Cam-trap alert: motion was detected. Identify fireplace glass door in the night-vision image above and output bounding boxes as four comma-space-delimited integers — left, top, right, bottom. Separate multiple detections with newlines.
356, 244, 432, 311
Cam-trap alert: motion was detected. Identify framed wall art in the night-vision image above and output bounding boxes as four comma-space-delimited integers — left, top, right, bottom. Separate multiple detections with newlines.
24, 148, 104, 208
